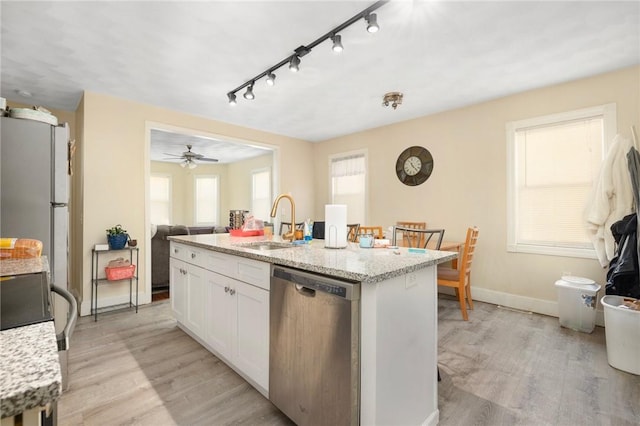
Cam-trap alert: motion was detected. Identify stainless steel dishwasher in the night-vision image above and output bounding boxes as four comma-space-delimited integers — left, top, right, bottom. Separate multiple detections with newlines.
270, 265, 360, 426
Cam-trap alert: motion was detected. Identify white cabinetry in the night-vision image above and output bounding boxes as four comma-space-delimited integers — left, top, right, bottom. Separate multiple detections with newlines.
170, 241, 270, 395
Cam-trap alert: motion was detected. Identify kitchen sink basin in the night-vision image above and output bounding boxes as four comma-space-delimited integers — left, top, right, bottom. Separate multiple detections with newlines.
238, 241, 296, 251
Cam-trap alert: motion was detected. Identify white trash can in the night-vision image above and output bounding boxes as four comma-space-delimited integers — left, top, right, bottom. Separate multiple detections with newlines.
601, 295, 640, 375
554, 276, 601, 333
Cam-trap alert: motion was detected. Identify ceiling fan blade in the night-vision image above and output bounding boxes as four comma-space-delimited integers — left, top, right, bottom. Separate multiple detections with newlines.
199, 157, 219, 162
163, 152, 184, 157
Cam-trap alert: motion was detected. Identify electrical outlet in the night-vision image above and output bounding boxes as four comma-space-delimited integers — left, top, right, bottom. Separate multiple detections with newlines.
406, 271, 418, 289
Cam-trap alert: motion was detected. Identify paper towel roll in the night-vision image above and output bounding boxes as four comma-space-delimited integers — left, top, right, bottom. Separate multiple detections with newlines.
325, 204, 347, 248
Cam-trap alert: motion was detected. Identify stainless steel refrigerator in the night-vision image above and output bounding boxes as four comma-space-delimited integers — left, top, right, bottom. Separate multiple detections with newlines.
1, 115, 75, 389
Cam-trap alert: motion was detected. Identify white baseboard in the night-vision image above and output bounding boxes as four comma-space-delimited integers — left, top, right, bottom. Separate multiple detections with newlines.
441, 287, 605, 327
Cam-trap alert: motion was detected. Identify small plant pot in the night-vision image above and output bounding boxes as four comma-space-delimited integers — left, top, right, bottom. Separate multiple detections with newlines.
107, 234, 128, 250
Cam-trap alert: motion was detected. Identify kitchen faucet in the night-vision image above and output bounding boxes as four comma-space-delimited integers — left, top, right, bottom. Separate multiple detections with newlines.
270, 194, 296, 241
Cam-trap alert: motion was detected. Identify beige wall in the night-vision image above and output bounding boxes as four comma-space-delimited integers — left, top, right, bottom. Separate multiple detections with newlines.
151, 153, 272, 226
80, 92, 313, 315
313, 66, 640, 315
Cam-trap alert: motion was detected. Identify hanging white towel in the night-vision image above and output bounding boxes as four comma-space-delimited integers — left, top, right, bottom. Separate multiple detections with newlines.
585, 134, 635, 267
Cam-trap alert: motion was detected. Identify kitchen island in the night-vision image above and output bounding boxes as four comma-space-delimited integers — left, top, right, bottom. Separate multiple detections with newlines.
169, 233, 456, 426
0, 258, 61, 424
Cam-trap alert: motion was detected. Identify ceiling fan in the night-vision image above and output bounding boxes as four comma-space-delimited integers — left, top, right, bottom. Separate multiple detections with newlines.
163, 144, 218, 168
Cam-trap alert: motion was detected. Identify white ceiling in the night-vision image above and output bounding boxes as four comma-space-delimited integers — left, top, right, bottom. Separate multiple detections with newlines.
2, 1, 639, 157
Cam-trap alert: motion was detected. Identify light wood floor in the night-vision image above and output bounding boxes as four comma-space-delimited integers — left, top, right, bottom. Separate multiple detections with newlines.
58, 296, 639, 425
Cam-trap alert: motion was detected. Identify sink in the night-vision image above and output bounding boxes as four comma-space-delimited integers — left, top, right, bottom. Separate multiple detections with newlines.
238, 241, 296, 251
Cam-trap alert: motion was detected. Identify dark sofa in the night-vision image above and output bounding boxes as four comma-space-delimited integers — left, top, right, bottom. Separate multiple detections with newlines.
151, 224, 228, 291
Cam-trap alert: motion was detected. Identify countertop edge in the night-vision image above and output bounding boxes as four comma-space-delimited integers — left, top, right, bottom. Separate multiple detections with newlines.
169, 235, 457, 283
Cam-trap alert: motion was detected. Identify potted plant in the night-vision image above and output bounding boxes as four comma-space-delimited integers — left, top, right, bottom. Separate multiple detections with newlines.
106, 224, 129, 250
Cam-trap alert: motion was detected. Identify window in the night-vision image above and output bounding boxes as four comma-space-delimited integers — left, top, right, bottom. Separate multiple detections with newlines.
150, 174, 171, 225
194, 175, 219, 225
252, 168, 271, 221
329, 151, 367, 224
506, 103, 616, 258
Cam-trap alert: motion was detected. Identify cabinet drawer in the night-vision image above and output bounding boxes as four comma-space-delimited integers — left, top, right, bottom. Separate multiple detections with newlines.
185, 246, 206, 269
170, 242, 188, 262
203, 250, 269, 290
236, 258, 270, 291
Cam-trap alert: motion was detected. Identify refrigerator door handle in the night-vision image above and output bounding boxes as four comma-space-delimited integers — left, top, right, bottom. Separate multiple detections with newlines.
51, 202, 68, 208
51, 284, 77, 351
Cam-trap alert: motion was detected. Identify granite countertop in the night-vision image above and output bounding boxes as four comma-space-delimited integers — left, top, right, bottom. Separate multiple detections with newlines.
0, 322, 61, 418
169, 234, 457, 283
0, 257, 49, 277
0, 257, 61, 419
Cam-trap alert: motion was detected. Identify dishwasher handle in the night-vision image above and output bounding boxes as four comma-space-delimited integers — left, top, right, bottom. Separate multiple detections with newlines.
272, 266, 360, 301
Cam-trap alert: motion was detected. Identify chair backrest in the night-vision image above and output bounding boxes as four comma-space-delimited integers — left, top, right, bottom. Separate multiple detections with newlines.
356, 226, 384, 240
460, 227, 480, 277
395, 221, 427, 246
392, 226, 444, 249
347, 224, 360, 242
279, 221, 304, 235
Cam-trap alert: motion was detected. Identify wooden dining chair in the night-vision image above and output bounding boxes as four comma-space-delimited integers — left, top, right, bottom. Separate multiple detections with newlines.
347, 224, 360, 242
279, 221, 304, 236
395, 221, 427, 247
392, 226, 444, 249
437, 227, 479, 321
356, 226, 384, 241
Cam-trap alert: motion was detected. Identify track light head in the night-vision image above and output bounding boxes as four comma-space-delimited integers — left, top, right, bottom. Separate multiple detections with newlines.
366, 13, 379, 33
266, 72, 276, 86
243, 83, 255, 100
331, 34, 343, 52
227, 92, 237, 106
289, 55, 300, 72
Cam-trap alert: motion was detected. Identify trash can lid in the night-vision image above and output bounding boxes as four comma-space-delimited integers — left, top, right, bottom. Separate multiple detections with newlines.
555, 276, 601, 292
561, 276, 596, 285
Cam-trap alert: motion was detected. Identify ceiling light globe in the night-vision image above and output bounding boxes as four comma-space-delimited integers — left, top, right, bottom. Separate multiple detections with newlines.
180, 162, 187, 168
188, 162, 197, 170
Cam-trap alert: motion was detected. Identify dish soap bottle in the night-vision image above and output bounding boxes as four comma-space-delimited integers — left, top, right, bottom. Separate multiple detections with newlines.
304, 219, 313, 242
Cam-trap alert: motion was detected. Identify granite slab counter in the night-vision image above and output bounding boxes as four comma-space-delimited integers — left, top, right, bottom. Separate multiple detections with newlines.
0, 257, 61, 419
169, 233, 457, 283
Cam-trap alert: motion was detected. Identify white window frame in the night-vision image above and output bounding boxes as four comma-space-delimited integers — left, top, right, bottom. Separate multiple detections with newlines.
251, 167, 272, 222
193, 174, 219, 225
506, 103, 616, 258
328, 149, 368, 225
150, 173, 172, 225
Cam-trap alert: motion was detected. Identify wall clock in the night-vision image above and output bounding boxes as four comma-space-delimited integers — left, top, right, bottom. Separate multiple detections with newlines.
395, 146, 434, 186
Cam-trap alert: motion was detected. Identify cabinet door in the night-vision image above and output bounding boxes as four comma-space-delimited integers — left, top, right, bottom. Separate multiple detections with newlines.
185, 264, 206, 339
205, 271, 234, 360
169, 258, 186, 323
233, 281, 269, 391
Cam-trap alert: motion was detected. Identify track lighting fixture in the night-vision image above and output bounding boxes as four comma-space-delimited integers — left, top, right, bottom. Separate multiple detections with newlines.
226, 0, 388, 105
243, 83, 255, 100
366, 13, 379, 33
289, 55, 300, 72
266, 72, 276, 86
331, 34, 343, 52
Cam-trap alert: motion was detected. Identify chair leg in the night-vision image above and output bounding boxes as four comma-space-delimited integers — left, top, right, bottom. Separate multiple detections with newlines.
457, 285, 468, 321
466, 284, 474, 310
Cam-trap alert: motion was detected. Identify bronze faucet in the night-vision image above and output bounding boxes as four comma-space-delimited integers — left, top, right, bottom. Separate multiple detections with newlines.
270, 194, 296, 241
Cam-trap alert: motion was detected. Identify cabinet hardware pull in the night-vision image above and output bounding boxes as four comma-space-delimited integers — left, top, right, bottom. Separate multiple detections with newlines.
224, 286, 230, 293
229, 288, 236, 295
191, 253, 196, 258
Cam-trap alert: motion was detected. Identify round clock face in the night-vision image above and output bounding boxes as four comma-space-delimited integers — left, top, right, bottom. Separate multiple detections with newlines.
396, 146, 433, 186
